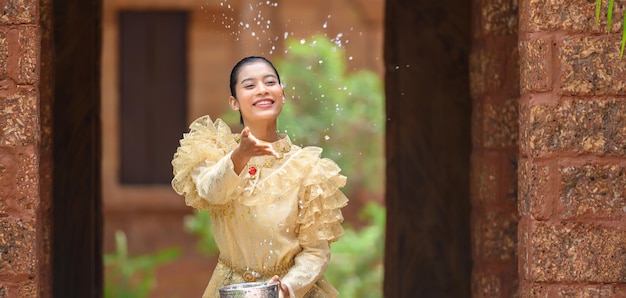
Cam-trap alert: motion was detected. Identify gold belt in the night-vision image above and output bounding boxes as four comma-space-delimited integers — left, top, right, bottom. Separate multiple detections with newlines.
218, 257, 293, 282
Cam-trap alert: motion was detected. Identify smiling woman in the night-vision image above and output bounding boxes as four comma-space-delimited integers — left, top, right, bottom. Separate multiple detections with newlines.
171, 56, 349, 298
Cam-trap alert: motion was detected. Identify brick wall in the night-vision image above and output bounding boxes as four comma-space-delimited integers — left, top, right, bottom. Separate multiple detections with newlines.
0, 0, 47, 296
470, 0, 520, 296
518, 0, 626, 295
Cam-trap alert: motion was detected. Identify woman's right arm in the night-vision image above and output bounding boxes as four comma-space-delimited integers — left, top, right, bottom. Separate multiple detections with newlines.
191, 151, 245, 204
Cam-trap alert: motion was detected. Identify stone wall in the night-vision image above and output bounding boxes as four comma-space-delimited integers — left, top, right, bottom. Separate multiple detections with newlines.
0, 0, 48, 296
469, 0, 520, 296
518, 0, 626, 295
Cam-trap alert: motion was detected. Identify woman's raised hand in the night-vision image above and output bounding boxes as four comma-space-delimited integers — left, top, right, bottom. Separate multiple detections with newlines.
231, 127, 279, 174
238, 127, 279, 158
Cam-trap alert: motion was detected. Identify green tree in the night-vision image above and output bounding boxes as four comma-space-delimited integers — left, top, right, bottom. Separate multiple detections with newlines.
274, 35, 385, 194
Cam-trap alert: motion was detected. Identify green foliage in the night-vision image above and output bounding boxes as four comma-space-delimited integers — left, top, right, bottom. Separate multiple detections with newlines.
184, 209, 220, 256
104, 230, 181, 298
326, 202, 385, 298
595, 0, 626, 58
274, 35, 385, 193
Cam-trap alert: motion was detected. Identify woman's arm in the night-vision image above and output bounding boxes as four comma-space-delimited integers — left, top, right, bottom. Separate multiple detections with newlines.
191, 151, 244, 205
279, 240, 331, 297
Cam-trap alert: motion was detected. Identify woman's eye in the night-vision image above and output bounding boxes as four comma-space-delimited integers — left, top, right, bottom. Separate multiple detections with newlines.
266, 81, 276, 85
244, 84, 254, 89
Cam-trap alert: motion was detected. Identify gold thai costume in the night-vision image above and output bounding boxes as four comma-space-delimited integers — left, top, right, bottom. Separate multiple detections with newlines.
171, 116, 348, 297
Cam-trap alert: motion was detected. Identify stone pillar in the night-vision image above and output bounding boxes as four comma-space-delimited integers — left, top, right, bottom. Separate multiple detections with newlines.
469, 0, 520, 296
0, 0, 51, 296
518, 0, 626, 295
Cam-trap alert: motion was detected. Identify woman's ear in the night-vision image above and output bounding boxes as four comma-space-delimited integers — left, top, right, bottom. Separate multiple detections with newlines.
229, 96, 239, 111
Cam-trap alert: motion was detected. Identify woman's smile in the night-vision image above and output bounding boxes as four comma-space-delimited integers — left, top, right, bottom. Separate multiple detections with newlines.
253, 98, 275, 107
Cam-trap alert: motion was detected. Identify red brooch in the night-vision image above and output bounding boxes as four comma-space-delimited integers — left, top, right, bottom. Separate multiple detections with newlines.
248, 166, 257, 176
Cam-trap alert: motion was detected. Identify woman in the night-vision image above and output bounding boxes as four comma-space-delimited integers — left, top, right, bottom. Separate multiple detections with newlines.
171, 56, 348, 297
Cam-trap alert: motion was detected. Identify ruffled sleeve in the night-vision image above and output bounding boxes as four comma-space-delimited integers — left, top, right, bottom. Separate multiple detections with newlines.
171, 116, 243, 210
296, 147, 348, 245
281, 147, 348, 296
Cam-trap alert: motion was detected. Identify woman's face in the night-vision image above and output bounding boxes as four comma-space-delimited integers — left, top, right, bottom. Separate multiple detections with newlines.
229, 61, 285, 125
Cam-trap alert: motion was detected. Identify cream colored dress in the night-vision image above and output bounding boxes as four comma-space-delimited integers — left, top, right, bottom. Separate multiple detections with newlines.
171, 116, 348, 298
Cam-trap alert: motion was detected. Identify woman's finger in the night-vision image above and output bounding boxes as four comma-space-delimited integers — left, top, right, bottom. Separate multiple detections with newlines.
268, 275, 280, 284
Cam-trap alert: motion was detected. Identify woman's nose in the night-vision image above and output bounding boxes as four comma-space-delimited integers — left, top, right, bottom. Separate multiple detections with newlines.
256, 84, 269, 94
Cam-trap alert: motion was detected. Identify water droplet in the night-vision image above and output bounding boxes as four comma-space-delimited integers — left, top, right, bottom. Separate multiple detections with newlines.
322, 21, 328, 29
395, 65, 400, 70
300, 39, 306, 44
324, 135, 330, 141
348, 56, 353, 60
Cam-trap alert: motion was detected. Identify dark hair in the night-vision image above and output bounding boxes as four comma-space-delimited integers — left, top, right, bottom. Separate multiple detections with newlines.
229, 56, 282, 124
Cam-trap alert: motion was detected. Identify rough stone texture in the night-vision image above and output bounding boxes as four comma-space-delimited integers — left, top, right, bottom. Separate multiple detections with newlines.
472, 271, 519, 297
17, 25, 36, 84
557, 285, 626, 297
470, 46, 502, 98
559, 164, 626, 220
0, 147, 17, 215
523, 0, 624, 33
0, 219, 36, 275
560, 36, 626, 96
528, 99, 626, 156
471, 151, 516, 205
519, 38, 551, 93
0, 0, 36, 25
470, 40, 520, 99
0, 29, 8, 79
519, 283, 626, 297
474, 210, 519, 261
0, 85, 38, 147
471, 152, 498, 205
530, 223, 626, 283
481, 0, 518, 36
518, 158, 552, 220
483, 98, 519, 148
14, 145, 37, 212
518, 100, 531, 155
17, 281, 35, 297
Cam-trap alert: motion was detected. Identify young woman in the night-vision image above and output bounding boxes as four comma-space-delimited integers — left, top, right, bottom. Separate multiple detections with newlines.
171, 56, 348, 297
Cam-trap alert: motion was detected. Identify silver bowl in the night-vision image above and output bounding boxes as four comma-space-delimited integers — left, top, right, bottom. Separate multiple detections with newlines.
218, 282, 279, 298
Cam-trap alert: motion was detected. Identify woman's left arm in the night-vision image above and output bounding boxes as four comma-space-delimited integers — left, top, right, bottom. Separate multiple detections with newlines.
278, 153, 348, 297
280, 240, 331, 297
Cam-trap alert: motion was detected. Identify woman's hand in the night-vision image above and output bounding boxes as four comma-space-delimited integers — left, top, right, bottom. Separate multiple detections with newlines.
231, 127, 279, 174
268, 275, 290, 298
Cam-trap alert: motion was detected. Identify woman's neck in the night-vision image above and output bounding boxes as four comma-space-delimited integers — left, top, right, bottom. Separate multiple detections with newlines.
246, 121, 280, 142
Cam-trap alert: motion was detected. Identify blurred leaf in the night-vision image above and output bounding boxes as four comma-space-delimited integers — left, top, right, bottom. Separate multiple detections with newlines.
104, 230, 181, 298
622, 13, 626, 58
607, 0, 615, 33
326, 202, 385, 297
595, 0, 602, 27
184, 209, 220, 256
